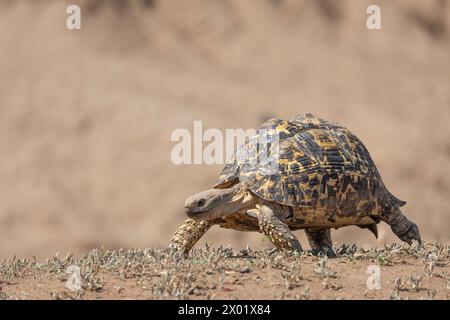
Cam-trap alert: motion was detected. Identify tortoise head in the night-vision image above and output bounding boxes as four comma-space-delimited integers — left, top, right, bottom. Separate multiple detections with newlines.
185, 183, 254, 220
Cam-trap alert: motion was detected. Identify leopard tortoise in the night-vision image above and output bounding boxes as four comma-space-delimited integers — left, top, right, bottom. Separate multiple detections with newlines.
170, 113, 421, 256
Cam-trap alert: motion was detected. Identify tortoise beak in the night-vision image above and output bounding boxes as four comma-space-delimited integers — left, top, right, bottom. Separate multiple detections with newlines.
186, 208, 211, 220
184, 199, 206, 219
184, 203, 197, 217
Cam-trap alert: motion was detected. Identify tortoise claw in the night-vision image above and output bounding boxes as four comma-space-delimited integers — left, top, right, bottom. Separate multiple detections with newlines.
405, 223, 422, 244
402, 223, 422, 245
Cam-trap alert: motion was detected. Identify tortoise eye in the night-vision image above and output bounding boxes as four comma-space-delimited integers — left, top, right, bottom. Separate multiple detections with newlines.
197, 200, 205, 207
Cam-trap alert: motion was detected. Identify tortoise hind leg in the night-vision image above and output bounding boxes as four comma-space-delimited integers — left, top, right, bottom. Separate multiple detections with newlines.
170, 219, 214, 255
382, 209, 421, 244
252, 204, 303, 252
305, 228, 336, 257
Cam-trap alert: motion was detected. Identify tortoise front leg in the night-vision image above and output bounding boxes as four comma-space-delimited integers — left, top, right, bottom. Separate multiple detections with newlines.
305, 228, 336, 257
252, 204, 303, 252
170, 219, 213, 255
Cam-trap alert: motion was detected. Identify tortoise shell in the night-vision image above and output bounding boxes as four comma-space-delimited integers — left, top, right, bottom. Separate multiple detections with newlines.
214, 113, 405, 215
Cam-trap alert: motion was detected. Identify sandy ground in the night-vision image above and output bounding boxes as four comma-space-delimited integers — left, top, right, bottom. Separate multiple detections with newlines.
1, 243, 449, 300
0, 0, 448, 264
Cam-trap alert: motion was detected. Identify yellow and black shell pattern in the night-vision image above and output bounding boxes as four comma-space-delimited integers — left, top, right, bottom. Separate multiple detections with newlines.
214, 113, 405, 216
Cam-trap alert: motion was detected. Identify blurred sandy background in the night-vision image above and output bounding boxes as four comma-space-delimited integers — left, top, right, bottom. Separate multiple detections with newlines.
0, 0, 448, 259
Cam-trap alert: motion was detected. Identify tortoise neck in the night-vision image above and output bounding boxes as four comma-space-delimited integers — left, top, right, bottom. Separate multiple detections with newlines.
221, 183, 255, 215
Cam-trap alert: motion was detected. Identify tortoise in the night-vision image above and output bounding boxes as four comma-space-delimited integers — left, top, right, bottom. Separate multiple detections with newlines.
170, 113, 421, 256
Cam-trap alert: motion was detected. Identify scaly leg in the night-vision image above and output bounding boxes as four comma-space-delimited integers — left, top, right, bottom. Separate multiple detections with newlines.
170, 219, 214, 255
253, 204, 303, 252
382, 209, 421, 244
305, 228, 336, 257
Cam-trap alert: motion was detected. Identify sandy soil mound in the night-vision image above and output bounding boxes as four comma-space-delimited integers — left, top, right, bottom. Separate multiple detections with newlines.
1, 243, 449, 300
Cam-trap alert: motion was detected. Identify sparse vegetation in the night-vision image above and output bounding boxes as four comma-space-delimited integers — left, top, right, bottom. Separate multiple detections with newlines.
0, 242, 449, 300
